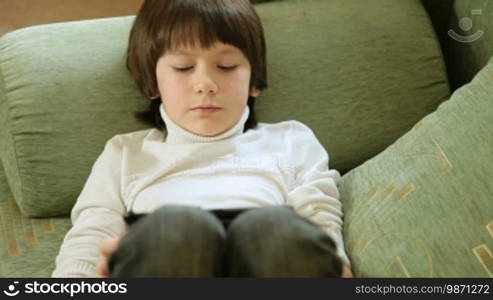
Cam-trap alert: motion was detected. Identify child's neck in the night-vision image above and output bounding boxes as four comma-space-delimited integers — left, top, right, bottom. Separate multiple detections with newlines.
159, 105, 249, 144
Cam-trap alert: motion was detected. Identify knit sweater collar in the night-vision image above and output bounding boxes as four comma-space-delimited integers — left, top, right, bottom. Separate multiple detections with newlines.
159, 104, 249, 144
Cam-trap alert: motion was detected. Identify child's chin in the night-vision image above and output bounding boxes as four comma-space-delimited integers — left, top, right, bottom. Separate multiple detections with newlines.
193, 126, 229, 137
200, 130, 224, 137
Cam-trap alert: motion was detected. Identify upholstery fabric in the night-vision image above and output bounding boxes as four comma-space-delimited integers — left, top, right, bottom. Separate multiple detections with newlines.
0, 17, 149, 217
0, 163, 71, 277
339, 58, 493, 277
0, 0, 449, 217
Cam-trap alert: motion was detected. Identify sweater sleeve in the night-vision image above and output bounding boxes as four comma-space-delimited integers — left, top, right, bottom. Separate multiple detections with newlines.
285, 121, 350, 266
51, 136, 127, 277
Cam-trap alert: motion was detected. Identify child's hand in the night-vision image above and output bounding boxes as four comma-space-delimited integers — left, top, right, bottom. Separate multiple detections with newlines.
341, 264, 354, 277
90, 237, 121, 278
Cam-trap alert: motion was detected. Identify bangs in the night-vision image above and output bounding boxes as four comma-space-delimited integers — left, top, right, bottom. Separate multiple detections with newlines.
165, 18, 220, 52
157, 0, 253, 54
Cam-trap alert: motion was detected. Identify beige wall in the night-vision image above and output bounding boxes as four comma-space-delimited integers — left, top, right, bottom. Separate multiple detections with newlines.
0, 0, 143, 36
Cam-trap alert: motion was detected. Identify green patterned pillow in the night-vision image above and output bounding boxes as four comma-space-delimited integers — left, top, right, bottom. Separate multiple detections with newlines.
340, 58, 493, 277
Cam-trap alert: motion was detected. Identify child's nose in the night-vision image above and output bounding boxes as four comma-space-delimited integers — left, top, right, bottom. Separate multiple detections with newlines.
194, 81, 218, 95
193, 70, 218, 95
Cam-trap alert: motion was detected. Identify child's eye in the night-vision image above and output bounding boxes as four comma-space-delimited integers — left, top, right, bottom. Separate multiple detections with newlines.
172, 66, 237, 72
173, 66, 193, 72
218, 65, 237, 71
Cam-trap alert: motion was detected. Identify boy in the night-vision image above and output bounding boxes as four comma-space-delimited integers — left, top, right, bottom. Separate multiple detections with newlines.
53, 0, 352, 277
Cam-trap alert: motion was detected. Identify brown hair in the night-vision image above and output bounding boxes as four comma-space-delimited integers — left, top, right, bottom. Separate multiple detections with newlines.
126, 0, 268, 131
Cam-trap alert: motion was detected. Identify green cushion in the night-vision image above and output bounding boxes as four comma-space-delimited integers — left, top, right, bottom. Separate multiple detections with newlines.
0, 162, 71, 277
339, 57, 493, 277
0, 17, 150, 217
0, 0, 449, 217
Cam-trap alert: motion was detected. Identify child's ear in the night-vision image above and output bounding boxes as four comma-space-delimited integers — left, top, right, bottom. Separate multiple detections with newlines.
149, 94, 160, 100
250, 86, 260, 97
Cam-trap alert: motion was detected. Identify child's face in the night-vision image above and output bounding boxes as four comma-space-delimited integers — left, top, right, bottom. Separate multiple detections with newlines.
155, 41, 260, 137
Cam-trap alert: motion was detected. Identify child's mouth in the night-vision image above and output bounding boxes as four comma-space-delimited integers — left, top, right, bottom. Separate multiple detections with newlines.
192, 106, 223, 114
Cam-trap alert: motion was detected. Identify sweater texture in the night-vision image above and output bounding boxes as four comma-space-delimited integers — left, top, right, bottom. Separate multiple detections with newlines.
52, 105, 349, 277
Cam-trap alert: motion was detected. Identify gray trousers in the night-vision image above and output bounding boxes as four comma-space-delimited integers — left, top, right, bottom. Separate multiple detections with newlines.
109, 205, 342, 277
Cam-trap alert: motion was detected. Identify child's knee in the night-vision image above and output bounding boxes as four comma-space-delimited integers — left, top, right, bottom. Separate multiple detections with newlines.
152, 205, 226, 237
227, 205, 318, 240
224, 205, 342, 277
109, 205, 226, 277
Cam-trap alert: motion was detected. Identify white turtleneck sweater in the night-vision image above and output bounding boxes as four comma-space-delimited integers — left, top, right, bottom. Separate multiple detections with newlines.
52, 106, 349, 277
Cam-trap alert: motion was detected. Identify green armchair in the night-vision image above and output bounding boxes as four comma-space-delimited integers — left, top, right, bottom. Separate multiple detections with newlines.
0, 0, 492, 277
